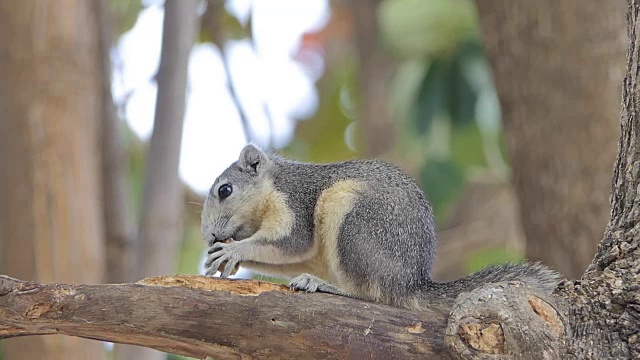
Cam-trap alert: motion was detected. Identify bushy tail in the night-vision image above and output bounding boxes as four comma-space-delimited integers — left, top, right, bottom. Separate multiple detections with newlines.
414, 262, 562, 309
448, 261, 561, 293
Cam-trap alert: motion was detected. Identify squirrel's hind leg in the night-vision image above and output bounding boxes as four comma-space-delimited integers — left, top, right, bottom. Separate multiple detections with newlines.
289, 273, 356, 298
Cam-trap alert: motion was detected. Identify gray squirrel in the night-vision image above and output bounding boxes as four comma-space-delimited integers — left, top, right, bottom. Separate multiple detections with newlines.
201, 144, 560, 309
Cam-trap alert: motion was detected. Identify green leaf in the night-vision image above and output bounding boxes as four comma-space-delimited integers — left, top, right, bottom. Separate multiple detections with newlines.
449, 39, 484, 128
282, 59, 358, 162
419, 159, 465, 224
450, 122, 487, 168
109, 0, 142, 38
465, 247, 524, 274
390, 60, 428, 126
177, 218, 207, 275
378, 0, 479, 60
413, 59, 452, 134
222, 8, 251, 41
449, 60, 476, 128
456, 38, 485, 62
198, 1, 253, 45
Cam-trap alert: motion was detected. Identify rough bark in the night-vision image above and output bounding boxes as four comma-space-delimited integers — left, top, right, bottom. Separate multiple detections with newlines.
0, 1, 106, 358
348, 0, 396, 157
475, 0, 627, 279
555, 1, 640, 357
0, 275, 451, 360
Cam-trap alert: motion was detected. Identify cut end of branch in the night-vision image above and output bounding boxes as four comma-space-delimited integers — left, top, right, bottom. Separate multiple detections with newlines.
458, 319, 505, 354
445, 281, 568, 359
528, 295, 565, 337
135, 275, 292, 296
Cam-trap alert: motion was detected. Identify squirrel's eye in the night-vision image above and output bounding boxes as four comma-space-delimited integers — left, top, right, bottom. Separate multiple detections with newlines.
218, 184, 233, 199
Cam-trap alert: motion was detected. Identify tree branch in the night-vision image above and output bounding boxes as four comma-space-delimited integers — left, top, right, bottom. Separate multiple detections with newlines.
0, 275, 451, 359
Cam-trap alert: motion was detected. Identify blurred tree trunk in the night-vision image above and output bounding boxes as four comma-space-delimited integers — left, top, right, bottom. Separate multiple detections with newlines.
432, 178, 526, 282
121, 1, 199, 360
0, 1, 106, 359
137, 0, 198, 285
99, 0, 136, 286
347, 0, 396, 158
474, 1, 626, 279
98, 2, 141, 358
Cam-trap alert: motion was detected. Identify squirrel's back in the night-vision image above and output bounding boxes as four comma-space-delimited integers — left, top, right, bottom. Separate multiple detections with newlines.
265, 156, 438, 306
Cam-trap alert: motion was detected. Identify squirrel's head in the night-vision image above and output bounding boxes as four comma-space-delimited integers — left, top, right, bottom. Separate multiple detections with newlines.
201, 144, 274, 246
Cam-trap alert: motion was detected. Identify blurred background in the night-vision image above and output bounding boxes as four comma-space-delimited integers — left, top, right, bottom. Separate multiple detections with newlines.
0, 0, 627, 359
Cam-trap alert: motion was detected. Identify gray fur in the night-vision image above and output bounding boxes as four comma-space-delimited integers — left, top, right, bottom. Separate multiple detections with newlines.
421, 261, 562, 308
201, 144, 561, 309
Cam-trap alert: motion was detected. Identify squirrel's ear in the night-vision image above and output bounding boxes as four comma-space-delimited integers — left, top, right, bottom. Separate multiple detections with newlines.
238, 144, 268, 173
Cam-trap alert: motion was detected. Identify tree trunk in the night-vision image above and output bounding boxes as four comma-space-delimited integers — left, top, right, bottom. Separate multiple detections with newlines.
348, 0, 396, 158
474, 0, 627, 279
127, 1, 199, 359
557, 1, 640, 356
0, 1, 106, 359
432, 179, 525, 282
98, 2, 144, 358
137, 0, 198, 278
99, 0, 136, 286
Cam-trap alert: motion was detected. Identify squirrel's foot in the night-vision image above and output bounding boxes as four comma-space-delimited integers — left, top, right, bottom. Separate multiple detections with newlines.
288, 273, 352, 297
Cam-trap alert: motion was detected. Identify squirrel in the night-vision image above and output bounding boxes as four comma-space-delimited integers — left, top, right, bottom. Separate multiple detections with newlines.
201, 144, 560, 309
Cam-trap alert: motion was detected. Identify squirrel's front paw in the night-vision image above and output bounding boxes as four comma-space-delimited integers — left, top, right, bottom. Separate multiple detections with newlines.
205, 240, 242, 278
